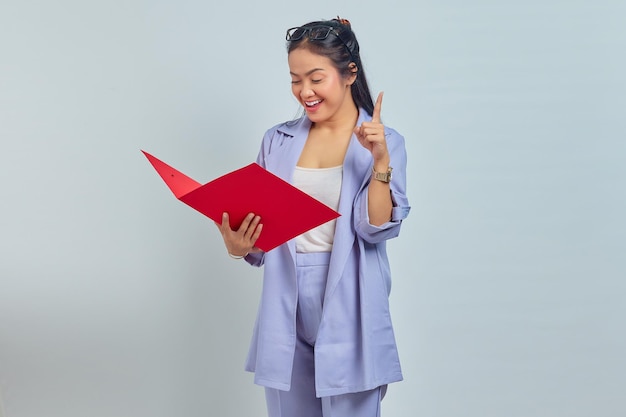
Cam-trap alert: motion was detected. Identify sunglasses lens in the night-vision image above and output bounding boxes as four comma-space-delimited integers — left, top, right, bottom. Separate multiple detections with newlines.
287, 27, 307, 41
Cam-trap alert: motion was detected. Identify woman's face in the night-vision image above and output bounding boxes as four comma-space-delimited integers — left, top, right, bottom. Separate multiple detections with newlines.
288, 47, 356, 124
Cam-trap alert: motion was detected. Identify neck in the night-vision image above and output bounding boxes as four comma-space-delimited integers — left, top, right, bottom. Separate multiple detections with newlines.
312, 104, 359, 134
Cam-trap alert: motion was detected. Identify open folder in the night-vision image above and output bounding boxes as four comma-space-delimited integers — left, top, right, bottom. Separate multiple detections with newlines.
142, 151, 341, 252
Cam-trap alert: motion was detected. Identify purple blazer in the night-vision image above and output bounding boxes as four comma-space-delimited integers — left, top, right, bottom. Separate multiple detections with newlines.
243, 108, 411, 397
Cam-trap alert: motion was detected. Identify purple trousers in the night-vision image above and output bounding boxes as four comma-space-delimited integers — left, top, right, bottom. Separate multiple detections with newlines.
264, 252, 387, 417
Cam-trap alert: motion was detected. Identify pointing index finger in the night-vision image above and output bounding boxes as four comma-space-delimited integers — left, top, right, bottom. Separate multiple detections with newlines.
372, 91, 384, 123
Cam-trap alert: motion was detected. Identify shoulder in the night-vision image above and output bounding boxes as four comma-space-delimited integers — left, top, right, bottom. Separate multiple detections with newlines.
263, 115, 309, 139
257, 115, 311, 158
383, 125, 404, 142
383, 124, 407, 157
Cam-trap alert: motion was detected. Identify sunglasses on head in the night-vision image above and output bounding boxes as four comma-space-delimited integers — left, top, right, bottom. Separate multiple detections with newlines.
286, 25, 340, 41
286, 25, 355, 61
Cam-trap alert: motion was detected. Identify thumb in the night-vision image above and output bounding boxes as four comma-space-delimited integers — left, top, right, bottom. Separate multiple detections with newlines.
221, 212, 230, 229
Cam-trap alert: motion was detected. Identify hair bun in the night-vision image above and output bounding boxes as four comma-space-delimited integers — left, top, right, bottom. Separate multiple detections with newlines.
334, 16, 351, 28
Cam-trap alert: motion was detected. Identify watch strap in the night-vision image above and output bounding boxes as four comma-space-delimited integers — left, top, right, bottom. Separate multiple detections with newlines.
372, 166, 393, 183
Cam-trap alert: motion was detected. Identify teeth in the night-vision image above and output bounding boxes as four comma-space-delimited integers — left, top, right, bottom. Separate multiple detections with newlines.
305, 100, 321, 107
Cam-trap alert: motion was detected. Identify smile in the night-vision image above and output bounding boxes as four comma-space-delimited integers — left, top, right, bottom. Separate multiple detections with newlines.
305, 99, 322, 107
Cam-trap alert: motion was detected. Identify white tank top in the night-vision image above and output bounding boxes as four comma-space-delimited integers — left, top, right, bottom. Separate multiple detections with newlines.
292, 165, 343, 253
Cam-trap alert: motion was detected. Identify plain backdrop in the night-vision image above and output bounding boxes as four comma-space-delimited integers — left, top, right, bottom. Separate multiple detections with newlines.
1, 1, 625, 416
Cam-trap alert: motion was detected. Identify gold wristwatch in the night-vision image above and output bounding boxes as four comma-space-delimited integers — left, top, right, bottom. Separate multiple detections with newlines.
372, 166, 393, 183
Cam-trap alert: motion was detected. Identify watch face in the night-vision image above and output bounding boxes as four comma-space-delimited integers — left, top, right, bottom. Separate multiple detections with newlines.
372, 167, 393, 183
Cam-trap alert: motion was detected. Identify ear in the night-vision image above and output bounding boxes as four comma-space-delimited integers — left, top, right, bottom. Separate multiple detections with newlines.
347, 62, 358, 85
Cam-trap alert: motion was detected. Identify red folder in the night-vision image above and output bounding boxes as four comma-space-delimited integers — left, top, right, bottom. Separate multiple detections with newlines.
142, 151, 341, 252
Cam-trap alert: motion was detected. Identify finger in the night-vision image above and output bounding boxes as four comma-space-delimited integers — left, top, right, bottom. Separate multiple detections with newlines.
238, 213, 256, 233
354, 130, 368, 147
220, 212, 230, 230
244, 215, 261, 238
372, 91, 384, 123
355, 127, 380, 143
359, 121, 384, 131
250, 223, 263, 243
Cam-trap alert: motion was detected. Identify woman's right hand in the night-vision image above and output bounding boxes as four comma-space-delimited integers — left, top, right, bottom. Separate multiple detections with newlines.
216, 212, 263, 257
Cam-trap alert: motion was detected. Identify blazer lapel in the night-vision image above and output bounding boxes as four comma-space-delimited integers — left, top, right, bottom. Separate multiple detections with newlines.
324, 109, 373, 301
264, 116, 311, 263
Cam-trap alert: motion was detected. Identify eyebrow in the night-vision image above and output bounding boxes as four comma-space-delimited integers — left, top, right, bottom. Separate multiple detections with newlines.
289, 68, 325, 77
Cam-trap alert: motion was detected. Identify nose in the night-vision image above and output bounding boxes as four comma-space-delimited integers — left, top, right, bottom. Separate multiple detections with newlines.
300, 86, 315, 99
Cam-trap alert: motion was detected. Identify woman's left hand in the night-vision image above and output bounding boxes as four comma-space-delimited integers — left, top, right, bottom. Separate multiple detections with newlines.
353, 92, 390, 167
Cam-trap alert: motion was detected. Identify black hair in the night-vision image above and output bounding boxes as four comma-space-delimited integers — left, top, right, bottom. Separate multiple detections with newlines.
286, 18, 375, 116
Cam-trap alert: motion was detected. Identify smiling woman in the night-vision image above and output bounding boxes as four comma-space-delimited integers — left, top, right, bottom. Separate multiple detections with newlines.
215, 17, 410, 417
286, 20, 375, 117
1, 1, 624, 417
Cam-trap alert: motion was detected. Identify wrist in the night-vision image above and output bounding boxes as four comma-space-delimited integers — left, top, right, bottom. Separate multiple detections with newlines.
372, 166, 393, 183
373, 158, 390, 173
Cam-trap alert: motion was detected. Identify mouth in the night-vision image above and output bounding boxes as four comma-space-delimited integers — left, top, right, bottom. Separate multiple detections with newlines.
304, 99, 323, 109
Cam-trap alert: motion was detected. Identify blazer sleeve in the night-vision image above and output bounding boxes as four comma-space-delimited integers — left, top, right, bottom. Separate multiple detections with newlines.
353, 128, 411, 244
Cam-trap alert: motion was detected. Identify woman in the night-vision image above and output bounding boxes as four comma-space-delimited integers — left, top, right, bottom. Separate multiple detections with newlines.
217, 17, 410, 417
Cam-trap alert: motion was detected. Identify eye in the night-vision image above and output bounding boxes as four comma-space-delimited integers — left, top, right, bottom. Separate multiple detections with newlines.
291, 80, 302, 85
312, 79, 323, 84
